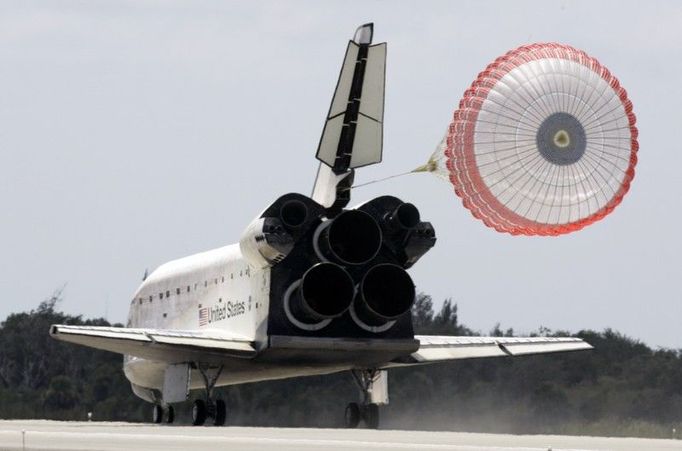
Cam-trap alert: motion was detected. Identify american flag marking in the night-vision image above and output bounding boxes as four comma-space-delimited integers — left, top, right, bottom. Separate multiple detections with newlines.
199, 307, 209, 326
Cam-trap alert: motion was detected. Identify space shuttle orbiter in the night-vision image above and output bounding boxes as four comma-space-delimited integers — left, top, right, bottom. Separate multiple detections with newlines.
50, 23, 591, 429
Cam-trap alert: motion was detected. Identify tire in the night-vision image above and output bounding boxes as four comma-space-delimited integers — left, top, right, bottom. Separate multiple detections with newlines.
364, 403, 379, 429
192, 399, 207, 426
214, 399, 227, 426
166, 405, 175, 424
344, 402, 360, 429
152, 405, 163, 424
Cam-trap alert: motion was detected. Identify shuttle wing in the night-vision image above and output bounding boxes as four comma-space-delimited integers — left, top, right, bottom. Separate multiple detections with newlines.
385, 335, 592, 367
50, 325, 256, 363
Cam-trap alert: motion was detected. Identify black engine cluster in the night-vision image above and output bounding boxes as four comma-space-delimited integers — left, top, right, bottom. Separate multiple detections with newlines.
252, 193, 436, 339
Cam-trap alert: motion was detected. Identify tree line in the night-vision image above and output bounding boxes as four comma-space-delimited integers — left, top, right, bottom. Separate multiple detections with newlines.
0, 291, 681, 438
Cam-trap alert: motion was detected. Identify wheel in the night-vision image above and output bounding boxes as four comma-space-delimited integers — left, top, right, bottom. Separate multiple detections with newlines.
166, 405, 175, 424
214, 399, 227, 426
344, 402, 360, 428
152, 404, 163, 424
192, 399, 207, 426
364, 403, 379, 429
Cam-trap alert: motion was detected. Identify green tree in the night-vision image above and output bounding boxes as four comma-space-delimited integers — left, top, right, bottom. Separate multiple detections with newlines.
44, 376, 78, 410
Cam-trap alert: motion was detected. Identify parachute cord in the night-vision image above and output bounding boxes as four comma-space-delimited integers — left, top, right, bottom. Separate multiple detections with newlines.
350, 165, 431, 189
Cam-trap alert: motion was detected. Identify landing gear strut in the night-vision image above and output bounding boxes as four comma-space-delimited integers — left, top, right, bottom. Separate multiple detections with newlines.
191, 364, 227, 426
345, 369, 387, 429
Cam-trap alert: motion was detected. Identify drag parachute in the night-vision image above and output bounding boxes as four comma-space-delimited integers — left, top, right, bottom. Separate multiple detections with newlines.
420, 43, 638, 236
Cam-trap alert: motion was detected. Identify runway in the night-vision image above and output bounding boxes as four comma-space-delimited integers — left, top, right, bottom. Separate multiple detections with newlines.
1, 421, 681, 451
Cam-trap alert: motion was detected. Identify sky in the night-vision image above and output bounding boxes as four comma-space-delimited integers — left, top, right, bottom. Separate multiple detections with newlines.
1, 0, 680, 348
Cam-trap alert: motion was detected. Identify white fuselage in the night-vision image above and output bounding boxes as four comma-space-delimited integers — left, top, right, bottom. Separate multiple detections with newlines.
122, 243, 354, 397
124, 244, 268, 393
126, 244, 268, 340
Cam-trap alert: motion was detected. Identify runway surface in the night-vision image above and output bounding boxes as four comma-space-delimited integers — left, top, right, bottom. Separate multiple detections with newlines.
1, 421, 681, 451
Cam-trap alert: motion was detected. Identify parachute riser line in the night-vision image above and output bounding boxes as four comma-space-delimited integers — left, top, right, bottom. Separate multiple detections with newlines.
349, 165, 433, 190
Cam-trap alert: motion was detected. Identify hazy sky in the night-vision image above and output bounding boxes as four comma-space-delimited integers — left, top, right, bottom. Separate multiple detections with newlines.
1, 1, 680, 348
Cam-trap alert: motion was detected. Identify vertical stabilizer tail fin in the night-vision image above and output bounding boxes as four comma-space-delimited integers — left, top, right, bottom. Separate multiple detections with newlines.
312, 23, 386, 211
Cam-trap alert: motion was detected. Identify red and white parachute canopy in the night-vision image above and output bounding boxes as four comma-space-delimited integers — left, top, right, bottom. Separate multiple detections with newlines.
424, 43, 638, 236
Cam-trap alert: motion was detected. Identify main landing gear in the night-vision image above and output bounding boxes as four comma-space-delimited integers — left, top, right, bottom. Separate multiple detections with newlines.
344, 369, 387, 429
151, 404, 174, 424
191, 364, 227, 426
150, 363, 226, 426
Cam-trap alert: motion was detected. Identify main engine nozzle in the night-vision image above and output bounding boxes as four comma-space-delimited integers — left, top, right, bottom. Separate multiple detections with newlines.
286, 263, 355, 326
353, 263, 415, 326
315, 210, 382, 266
